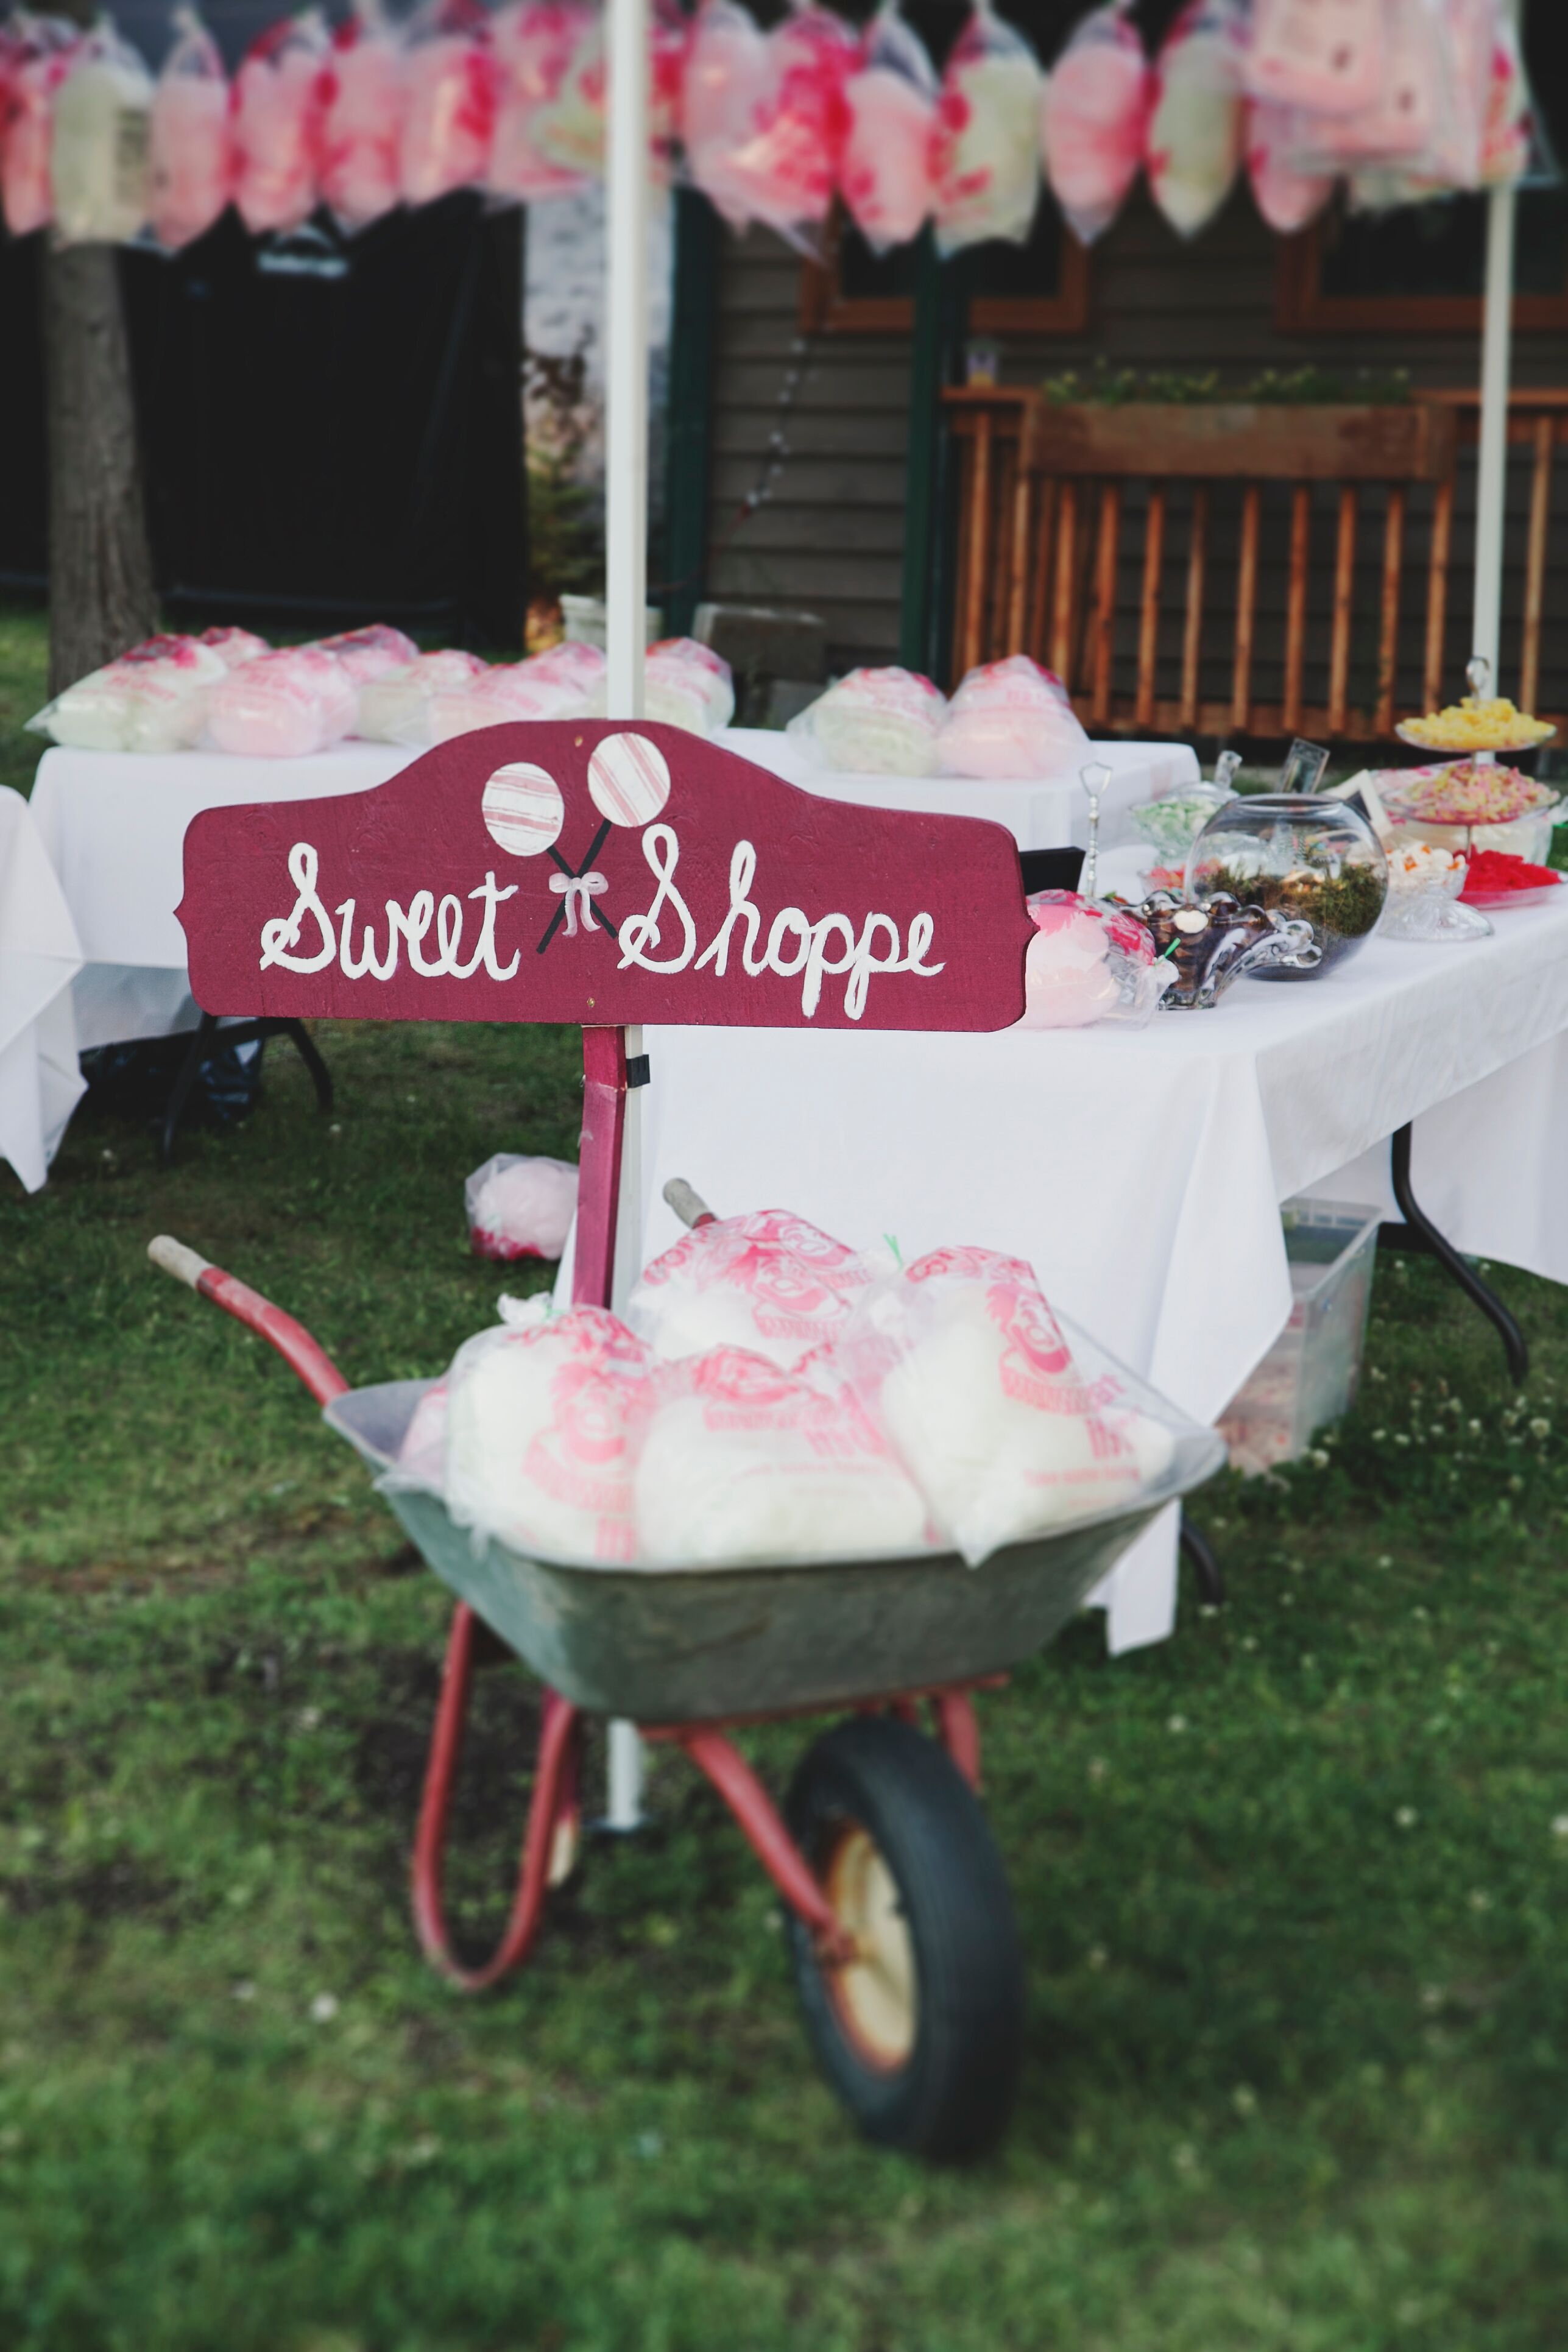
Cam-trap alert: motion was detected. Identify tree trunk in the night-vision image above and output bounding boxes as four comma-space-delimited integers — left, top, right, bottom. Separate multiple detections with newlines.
42, 241, 157, 695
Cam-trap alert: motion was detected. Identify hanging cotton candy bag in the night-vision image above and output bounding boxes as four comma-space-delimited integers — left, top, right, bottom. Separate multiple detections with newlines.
711, 0, 857, 251
628, 1207, 871, 1371
1145, 0, 1243, 238
319, 0, 406, 230
49, 14, 153, 245
1245, 96, 1333, 231
842, 1248, 1182, 1567
931, 0, 1043, 254
489, 0, 593, 197
398, 0, 495, 205
682, 0, 772, 228
233, 10, 330, 235
839, 0, 936, 252
1244, 0, 1384, 114
2, 15, 78, 236
635, 1345, 931, 1566
149, 6, 230, 249
437, 1299, 653, 1564
1042, 0, 1151, 246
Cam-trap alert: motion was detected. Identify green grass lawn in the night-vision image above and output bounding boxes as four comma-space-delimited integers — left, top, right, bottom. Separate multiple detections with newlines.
5, 599, 1568, 2347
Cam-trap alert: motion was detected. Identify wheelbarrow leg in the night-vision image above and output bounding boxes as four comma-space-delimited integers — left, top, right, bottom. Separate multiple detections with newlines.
411, 1603, 582, 1992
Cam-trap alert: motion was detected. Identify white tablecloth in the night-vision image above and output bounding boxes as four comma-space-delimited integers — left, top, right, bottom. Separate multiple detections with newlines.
0, 788, 85, 1192
584, 902, 1568, 1651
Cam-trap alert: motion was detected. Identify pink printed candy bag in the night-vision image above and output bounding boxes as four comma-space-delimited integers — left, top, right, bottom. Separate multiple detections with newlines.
634, 1343, 930, 1564
843, 1247, 1178, 1566
628, 1207, 872, 1371
1042, 0, 1152, 247
232, 10, 330, 236
1018, 890, 1167, 1031
443, 1300, 653, 1564
1243, 0, 1384, 115
932, 0, 1044, 255
839, 0, 936, 252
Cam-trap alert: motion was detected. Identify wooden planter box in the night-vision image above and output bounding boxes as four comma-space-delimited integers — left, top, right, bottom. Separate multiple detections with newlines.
1015, 397, 1458, 483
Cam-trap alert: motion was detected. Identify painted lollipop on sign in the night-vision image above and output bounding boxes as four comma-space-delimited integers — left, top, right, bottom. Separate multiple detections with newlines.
588, 733, 673, 828
481, 762, 567, 857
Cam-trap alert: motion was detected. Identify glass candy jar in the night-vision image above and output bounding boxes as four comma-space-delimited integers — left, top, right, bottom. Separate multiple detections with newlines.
1185, 794, 1388, 980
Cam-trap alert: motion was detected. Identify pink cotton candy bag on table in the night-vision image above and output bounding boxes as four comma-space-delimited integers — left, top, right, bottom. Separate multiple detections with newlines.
1, 15, 78, 237
232, 9, 330, 236
839, 0, 937, 252
1042, 0, 1151, 247
787, 666, 947, 775
399, 0, 495, 207
355, 648, 487, 743
149, 5, 230, 249
1145, 0, 1244, 238
206, 646, 358, 757
310, 622, 418, 683
319, 0, 406, 231
628, 1208, 872, 1373
1017, 889, 1168, 1031
196, 626, 269, 668
936, 655, 1088, 780
426, 662, 584, 741
932, 0, 1044, 255
644, 637, 735, 736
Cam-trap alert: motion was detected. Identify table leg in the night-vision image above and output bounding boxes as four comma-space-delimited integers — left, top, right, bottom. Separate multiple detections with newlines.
158, 1015, 334, 1165
1379, 1123, 1528, 1385
1179, 1514, 1225, 1607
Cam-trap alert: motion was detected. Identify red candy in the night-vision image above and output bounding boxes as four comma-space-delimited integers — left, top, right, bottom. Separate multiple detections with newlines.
1460, 850, 1560, 900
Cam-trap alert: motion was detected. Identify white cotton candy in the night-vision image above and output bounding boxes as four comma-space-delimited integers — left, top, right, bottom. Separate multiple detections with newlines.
49, 18, 153, 247
786, 666, 947, 776
1146, 0, 1244, 238
206, 646, 358, 756
844, 1248, 1176, 1566
931, 0, 1043, 255
355, 649, 487, 743
706, 2, 857, 249
466, 1153, 580, 1261
30, 634, 227, 754
149, 7, 231, 252
629, 1208, 871, 1371
935, 655, 1088, 780
635, 1347, 930, 1566
839, 2, 937, 252
443, 1303, 651, 1563
231, 11, 330, 237
425, 660, 584, 742
319, 1, 406, 230
196, 626, 270, 669
644, 638, 735, 736
1041, 0, 1152, 247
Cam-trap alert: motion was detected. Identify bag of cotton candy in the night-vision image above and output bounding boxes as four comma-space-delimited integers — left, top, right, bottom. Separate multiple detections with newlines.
786, 666, 947, 777
1019, 890, 1168, 1030
467, 1153, 580, 1262
27, 634, 228, 752
841, 1248, 1181, 1567
628, 1207, 871, 1370
436, 1298, 651, 1563
935, 654, 1087, 780
635, 1346, 930, 1566
354, 649, 488, 743
206, 646, 359, 756
644, 638, 735, 736
931, 0, 1044, 255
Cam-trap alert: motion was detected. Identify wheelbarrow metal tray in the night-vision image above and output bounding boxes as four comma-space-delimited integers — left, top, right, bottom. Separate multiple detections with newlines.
329, 1383, 1225, 1722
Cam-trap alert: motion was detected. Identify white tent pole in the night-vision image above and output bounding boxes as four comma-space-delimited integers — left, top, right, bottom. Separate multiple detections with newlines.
604, 0, 650, 721
603, 0, 650, 1832
1472, 179, 1517, 688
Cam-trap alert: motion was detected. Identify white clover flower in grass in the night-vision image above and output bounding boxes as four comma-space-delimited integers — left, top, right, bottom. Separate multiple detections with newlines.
309, 1992, 339, 2024
1468, 1890, 1492, 1912
1232, 2085, 1258, 2116
1168, 1714, 1188, 1734
1395, 1807, 1418, 1829
1531, 1419, 1550, 1438
1553, 1815, 1568, 1839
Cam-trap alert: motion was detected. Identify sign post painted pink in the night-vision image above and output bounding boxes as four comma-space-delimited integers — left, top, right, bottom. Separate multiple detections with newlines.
178, 721, 1034, 1313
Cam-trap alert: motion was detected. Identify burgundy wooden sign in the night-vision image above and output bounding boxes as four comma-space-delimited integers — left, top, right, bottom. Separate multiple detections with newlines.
178, 722, 1033, 1032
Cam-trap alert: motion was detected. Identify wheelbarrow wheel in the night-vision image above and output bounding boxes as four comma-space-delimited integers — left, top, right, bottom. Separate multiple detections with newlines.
783, 1715, 1023, 2163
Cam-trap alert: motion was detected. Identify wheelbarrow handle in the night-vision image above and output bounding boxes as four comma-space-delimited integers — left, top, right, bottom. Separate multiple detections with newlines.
147, 1233, 351, 1407
663, 1178, 717, 1231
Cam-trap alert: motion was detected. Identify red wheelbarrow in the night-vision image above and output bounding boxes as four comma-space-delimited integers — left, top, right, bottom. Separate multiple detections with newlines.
163, 720, 1224, 2158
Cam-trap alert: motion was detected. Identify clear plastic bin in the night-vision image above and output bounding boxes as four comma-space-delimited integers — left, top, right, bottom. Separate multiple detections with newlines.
1218, 1197, 1383, 1475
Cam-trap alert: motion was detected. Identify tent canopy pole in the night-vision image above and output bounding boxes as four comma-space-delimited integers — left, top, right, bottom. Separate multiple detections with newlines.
1472, 178, 1517, 688
605, 0, 651, 719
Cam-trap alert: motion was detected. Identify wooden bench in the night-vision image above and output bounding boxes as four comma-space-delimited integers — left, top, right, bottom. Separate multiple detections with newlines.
943, 387, 1566, 744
